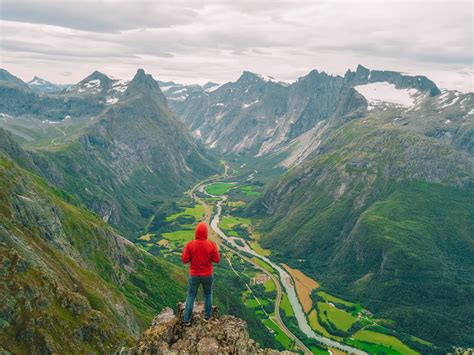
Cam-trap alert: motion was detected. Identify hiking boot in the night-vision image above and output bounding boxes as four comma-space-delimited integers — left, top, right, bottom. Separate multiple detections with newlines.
203, 316, 211, 322
183, 320, 191, 326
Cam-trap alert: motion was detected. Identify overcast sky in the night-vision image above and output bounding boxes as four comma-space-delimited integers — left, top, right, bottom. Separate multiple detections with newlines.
0, 0, 472, 91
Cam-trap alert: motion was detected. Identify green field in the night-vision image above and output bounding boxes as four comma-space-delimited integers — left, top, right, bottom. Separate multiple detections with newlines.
345, 339, 400, 355
251, 257, 275, 273
161, 230, 194, 242
262, 319, 293, 349
166, 205, 205, 222
245, 298, 269, 309
352, 330, 419, 355
239, 185, 261, 197
250, 240, 271, 256
308, 310, 337, 339
310, 346, 330, 355
281, 293, 294, 317
317, 291, 356, 307
264, 279, 275, 292
219, 215, 251, 230
205, 182, 234, 196
317, 302, 357, 331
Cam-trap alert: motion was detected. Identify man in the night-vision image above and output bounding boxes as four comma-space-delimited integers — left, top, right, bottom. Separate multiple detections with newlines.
182, 221, 220, 325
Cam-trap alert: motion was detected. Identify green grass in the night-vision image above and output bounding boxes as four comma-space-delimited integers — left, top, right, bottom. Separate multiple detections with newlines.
264, 279, 275, 292
245, 299, 261, 308
345, 339, 400, 355
352, 329, 419, 355
280, 293, 294, 317
166, 205, 205, 222
239, 185, 261, 197
317, 291, 355, 307
251, 257, 275, 273
205, 182, 234, 196
410, 335, 432, 346
263, 319, 293, 349
310, 346, 329, 354
161, 230, 194, 242
219, 215, 251, 230
317, 302, 357, 332
250, 241, 271, 256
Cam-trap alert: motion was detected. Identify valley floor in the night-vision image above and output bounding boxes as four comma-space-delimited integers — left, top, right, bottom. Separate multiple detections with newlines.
135, 161, 429, 355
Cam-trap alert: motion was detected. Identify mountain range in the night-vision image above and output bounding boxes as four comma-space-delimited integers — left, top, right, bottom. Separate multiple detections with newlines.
0, 64, 473, 352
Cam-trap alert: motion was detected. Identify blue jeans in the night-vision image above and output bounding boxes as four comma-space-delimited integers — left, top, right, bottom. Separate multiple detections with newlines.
183, 274, 214, 322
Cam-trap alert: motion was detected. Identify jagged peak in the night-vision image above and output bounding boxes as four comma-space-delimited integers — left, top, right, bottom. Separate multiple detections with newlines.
237, 70, 263, 82
356, 64, 370, 73
128, 68, 161, 91
119, 302, 294, 354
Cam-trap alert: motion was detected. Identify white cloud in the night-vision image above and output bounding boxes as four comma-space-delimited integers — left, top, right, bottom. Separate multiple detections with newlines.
0, 0, 472, 91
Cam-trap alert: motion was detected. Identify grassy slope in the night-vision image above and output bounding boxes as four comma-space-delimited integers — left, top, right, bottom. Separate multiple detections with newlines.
0, 155, 186, 353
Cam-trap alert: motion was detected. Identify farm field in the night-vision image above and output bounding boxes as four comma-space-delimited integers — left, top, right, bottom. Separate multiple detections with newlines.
166, 205, 205, 222
282, 263, 319, 312
205, 182, 235, 195
352, 330, 419, 355
317, 302, 357, 332
161, 230, 194, 242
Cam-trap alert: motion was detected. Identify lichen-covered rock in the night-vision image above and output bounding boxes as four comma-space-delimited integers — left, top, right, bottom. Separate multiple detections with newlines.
120, 302, 294, 355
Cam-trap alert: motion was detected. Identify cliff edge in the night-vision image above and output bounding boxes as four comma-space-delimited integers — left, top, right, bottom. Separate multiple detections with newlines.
119, 302, 294, 354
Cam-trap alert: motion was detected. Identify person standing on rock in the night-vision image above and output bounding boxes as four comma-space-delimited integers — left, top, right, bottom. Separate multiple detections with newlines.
182, 221, 220, 325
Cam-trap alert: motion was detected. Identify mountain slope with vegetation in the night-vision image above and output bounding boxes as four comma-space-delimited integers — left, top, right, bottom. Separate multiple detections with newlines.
248, 115, 474, 348
0, 149, 187, 353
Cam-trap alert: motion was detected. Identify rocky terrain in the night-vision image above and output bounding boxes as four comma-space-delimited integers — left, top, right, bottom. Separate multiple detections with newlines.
120, 302, 293, 355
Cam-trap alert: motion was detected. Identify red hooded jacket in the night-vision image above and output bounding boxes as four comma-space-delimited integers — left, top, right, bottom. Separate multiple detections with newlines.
182, 222, 220, 276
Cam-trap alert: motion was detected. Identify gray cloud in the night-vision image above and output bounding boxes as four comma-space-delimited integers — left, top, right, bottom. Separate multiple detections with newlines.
0, 0, 472, 91
0, 0, 200, 32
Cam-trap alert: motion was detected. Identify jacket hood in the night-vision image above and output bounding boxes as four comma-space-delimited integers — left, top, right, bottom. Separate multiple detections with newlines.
195, 222, 208, 240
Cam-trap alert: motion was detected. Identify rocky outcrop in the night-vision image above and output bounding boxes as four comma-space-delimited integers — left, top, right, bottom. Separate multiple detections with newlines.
120, 303, 293, 354
344, 64, 441, 96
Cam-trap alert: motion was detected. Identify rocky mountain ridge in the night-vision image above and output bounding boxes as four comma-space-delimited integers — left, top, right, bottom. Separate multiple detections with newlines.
0, 68, 218, 235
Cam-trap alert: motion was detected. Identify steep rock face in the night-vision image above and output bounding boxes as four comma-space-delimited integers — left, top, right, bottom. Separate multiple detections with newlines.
344, 64, 441, 96
0, 153, 187, 354
169, 70, 366, 155
120, 303, 293, 354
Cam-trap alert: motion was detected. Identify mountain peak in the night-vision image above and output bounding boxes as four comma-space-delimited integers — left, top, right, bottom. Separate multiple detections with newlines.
81, 70, 112, 84
356, 64, 370, 73
120, 302, 293, 354
123, 69, 167, 105
129, 68, 160, 90
238, 70, 262, 82
0, 68, 31, 90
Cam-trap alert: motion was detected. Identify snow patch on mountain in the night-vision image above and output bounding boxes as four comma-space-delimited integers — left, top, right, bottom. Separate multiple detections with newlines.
243, 100, 259, 108
355, 82, 419, 107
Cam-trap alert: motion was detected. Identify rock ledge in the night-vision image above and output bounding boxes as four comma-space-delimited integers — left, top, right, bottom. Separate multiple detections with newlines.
119, 302, 294, 354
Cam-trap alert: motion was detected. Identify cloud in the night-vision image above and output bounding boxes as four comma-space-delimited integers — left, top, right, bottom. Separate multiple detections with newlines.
0, 0, 200, 32
0, 0, 472, 91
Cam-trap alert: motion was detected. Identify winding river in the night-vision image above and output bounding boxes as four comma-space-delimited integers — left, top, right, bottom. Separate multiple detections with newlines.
206, 187, 366, 355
